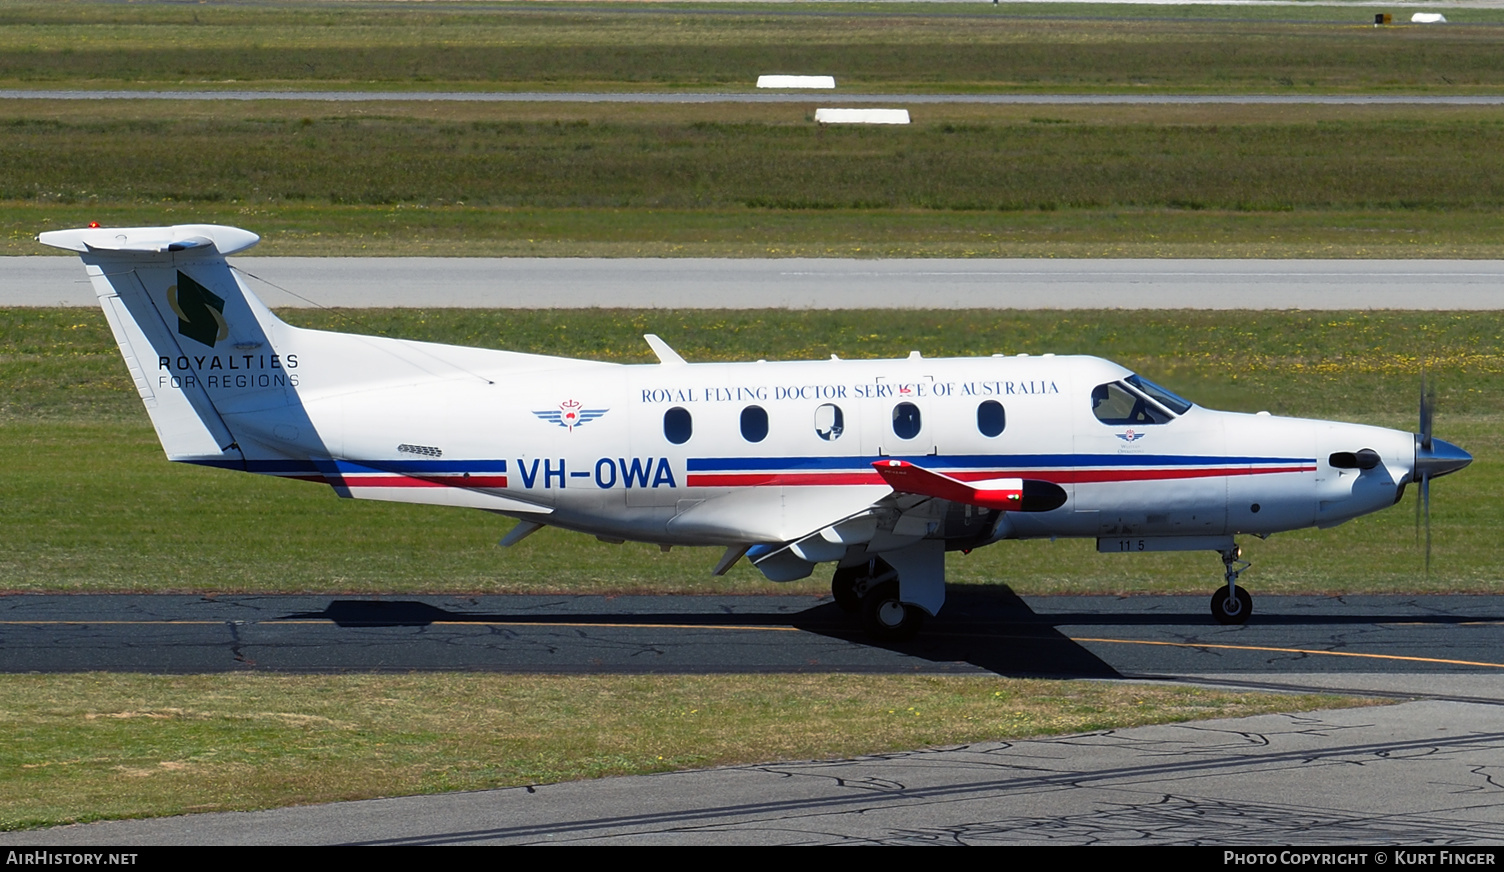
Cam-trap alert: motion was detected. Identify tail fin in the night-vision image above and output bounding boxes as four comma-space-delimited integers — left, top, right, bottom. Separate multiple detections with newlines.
41, 224, 567, 518
38, 224, 292, 465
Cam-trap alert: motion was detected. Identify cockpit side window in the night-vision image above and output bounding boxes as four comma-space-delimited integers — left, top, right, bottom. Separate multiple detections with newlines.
1091, 381, 1175, 426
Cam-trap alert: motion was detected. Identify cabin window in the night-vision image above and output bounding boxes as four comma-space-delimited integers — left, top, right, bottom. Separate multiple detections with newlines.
664, 407, 693, 444
892, 402, 922, 440
740, 405, 769, 443
1091, 381, 1174, 426
977, 401, 1006, 437
814, 403, 844, 441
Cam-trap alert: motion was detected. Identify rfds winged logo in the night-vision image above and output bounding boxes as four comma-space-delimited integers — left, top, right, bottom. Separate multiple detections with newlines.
1117, 429, 1146, 443
166, 270, 229, 348
533, 399, 608, 432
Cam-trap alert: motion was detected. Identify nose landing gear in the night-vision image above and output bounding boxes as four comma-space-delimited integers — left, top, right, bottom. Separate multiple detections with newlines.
1211, 546, 1253, 625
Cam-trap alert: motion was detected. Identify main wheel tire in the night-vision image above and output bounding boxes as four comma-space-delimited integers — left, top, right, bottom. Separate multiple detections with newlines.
1210, 586, 1253, 625
860, 580, 925, 641
831, 565, 864, 613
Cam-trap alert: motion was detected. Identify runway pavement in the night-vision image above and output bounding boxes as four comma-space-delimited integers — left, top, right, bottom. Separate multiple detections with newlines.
9, 256, 1504, 309
5, 592, 1504, 845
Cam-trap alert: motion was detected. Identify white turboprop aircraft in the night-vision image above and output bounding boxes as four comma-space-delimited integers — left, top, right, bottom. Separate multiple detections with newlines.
41, 224, 1473, 640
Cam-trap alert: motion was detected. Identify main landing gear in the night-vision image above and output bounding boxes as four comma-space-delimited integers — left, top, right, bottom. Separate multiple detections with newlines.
832, 559, 926, 641
1211, 545, 1253, 625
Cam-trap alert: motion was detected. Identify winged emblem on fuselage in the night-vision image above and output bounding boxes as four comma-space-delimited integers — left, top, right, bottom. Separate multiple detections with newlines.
533, 399, 609, 432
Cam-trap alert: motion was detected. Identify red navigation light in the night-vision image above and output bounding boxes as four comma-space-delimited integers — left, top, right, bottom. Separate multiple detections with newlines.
88, 221, 100, 228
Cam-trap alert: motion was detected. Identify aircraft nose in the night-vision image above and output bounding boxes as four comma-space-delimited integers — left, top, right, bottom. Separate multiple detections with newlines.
1414, 436, 1472, 481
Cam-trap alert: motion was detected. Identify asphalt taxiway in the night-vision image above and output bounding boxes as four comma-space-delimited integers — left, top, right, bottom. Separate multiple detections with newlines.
4, 592, 1504, 685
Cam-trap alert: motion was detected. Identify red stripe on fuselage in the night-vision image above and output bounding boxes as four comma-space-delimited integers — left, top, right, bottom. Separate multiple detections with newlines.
687, 472, 886, 487
272, 474, 510, 488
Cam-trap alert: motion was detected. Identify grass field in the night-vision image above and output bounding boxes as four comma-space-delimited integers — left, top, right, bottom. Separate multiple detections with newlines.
5, 2, 1504, 93
5, 1, 1504, 257
0, 673, 1365, 830
9, 99, 1504, 257
12, 106, 1504, 211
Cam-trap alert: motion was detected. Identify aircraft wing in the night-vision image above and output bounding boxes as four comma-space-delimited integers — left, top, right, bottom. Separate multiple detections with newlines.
666, 483, 890, 543
872, 460, 1067, 512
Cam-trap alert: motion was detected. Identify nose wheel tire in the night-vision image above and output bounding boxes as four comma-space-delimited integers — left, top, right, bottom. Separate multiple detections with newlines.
1210, 587, 1253, 625
861, 581, 925, 641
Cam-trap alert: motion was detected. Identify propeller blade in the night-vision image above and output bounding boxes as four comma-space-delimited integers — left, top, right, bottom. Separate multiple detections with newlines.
1411, 375, 1471, 578
1419, 372, 1435, 453
1423, 474, 1432, 577
1416, 374, 1433, 575
1414, 469, 1422, 546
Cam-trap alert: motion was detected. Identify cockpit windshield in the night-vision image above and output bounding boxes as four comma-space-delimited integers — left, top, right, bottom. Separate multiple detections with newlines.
1125, 374, 1194, 416
1091, 375, 1195, 426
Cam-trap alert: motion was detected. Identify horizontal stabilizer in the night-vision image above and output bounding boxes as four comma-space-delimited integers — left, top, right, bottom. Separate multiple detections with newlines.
872, 460, 1066, 512
37, 224, 261, 257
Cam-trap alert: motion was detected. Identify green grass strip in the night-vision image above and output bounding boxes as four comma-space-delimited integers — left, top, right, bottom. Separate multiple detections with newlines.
9, 102, 1504, 257
0, 672, 1370, 831
4, 2, 1504, 92
9, 114, 1504, 211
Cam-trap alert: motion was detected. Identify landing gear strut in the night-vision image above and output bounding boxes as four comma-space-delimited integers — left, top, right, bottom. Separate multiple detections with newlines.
1211, 545, 1252, 625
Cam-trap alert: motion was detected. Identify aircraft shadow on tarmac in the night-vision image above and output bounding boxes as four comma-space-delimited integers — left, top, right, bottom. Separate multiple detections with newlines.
273, 589, 1098, 678
275, 588, 1504, 679
283, 588, 1119, 677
